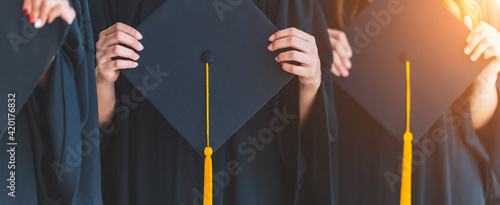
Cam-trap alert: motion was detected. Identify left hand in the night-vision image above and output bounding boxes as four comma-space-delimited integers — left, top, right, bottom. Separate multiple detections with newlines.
23, 0, 75, 29
268, 27, 321, 88
464, 20, 500, 63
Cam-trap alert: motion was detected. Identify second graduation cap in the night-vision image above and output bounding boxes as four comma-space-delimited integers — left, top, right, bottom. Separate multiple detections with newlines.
121, 0, 292, 155
337, 0, 491, 141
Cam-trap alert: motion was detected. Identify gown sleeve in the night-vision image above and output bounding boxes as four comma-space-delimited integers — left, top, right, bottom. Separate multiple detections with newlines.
34, 0, 102, 203
0, 0, 101, 204
476, 84, 500, 204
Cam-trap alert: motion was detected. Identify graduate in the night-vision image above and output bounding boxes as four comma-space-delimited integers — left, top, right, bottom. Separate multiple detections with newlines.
0, 0, 101, 204
318, 0, 500, 204
89, 0, 336, 204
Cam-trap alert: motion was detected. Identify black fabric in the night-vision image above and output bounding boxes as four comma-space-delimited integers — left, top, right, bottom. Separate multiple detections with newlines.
0, 0, 101, 204
90, 0, 336, 204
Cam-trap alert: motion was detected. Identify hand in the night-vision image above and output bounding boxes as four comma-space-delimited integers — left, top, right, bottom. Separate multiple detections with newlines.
23, 0, 76, 29
268, 27, 321, 88
464, 17, 500, 63
95, 22, 144, 85
327, 28, 352, 77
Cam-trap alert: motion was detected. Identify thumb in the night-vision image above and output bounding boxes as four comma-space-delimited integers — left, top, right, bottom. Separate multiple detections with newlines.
464, 15, 473, 31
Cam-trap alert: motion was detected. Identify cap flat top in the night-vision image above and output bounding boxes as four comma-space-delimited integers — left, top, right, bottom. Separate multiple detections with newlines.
121, 0, 293, 155
337, 0, 490, 140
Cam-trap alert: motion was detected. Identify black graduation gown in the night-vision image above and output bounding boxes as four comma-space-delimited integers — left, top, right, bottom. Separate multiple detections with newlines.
89, 0, 336, 204
318, 0, 500, 204
0, 0, 101, 204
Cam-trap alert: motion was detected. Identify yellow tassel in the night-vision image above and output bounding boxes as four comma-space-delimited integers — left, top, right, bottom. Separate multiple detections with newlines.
204, 147, 213, 205
400, 61, 412, 205
204, 63, 213, 205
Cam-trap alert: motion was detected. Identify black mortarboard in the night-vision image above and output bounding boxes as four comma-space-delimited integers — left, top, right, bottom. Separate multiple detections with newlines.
0, 1, 69, 138
120, 0, 292, 155
336, 0, 491, 141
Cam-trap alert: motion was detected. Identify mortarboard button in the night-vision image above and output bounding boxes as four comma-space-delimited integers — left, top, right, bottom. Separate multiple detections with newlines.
202, 50, 215, 64
398, 52, 407, 64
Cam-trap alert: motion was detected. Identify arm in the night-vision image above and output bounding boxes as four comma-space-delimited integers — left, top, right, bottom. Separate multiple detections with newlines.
463, 19, 500, 130
267, 27, 322, 123
467, 62, 499, 130
464, 17, 500, 130
94, 23, 143, 125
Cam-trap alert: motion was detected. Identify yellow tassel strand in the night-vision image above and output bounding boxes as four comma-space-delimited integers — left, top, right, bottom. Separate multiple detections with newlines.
400, 61, 413, 205
204, 62, 213, 205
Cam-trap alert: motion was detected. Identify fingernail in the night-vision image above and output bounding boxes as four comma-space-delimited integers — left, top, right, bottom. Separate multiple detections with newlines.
345, 61, 352, 68
138, 43, 144, 51
471, 55, 477, 61
343, 70, 350, 77
135, 54, 140, 60
348, 50, 353, 57
268, 44, 273, 51
34, 19, 42, 29
29, 15, 36, 23
135, 32, 143, 40
23, 9, 29, 16
268, 35, 275, 41
467, 36, 471, 43
133, 62, 138, 67
464, 47, 470, 54
275, 56, 279, 62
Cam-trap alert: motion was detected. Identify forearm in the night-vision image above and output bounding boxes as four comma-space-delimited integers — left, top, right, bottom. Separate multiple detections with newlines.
299, 83, 320, 124
469, 63, 500, 130
96, 80, 116, 126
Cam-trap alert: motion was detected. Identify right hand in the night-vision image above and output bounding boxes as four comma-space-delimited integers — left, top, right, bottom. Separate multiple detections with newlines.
328, 28, 352, 77
95, 22, 144, 85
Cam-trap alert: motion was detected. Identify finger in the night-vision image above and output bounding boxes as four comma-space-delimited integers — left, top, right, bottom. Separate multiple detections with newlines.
59, 4, 76, 24
269, 27, 314, 43
483, 46, 500, 60
330, 65, 341, 77
275, 50, 314, 66
31, 0, 42, 23
281, 62, 312, 77
328, 28, 343, 39
100, 22, 143, 40
268, 36, 311, 52
328, 29, 352, 56
331, 39, 352, 69
100, 60, 139, 71
97, 45, 140, 62
47, 4, 62, 24
98, 31, 145, 51
466, 23, 497, 44
470, 38, 494, 61
465, 31, 492, 55
36, 0, 57, 28
464, 15, 473, 31
23, 0, 31, 15
333, 51, 349, 77
330, 50, 341, 76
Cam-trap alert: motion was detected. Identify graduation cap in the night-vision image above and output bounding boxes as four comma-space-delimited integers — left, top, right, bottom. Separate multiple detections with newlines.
120, 0, 292, 202
337, 0, 491, 141
338, 0, 491, 203
0, 0, 69, 138
121, 0, 291, 156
